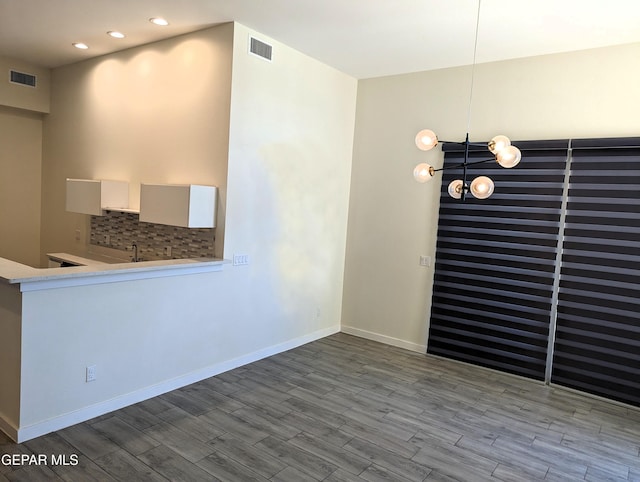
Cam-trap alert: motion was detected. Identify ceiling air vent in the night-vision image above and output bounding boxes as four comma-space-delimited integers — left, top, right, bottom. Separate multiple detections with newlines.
249, 36, 273, 62
10, 70, 37, 88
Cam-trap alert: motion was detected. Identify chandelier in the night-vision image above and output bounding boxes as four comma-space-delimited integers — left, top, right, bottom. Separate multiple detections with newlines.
412, 0, 522, 200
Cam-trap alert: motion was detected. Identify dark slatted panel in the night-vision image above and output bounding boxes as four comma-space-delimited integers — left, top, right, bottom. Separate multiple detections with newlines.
552, 141, 640, 406
427, 140, 568, 380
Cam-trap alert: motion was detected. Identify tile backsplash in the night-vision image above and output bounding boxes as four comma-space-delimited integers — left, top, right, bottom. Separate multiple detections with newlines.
90, 211, 215, 261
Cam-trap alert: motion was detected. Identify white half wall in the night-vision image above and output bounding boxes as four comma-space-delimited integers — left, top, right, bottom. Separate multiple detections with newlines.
342, 42, 640, 352
12, 270, 338, 442
0, 283, 21, 438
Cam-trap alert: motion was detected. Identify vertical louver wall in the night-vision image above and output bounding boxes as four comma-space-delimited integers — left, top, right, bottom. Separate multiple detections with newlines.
428, 140, 569, 380
552, 138, 640, 406
428, 136, 640, 407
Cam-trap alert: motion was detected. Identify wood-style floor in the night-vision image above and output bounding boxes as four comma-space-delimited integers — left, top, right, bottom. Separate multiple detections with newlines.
2, 333, 640, 481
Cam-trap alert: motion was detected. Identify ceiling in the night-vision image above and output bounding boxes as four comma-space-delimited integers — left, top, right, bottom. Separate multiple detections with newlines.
1, 0, 640, 79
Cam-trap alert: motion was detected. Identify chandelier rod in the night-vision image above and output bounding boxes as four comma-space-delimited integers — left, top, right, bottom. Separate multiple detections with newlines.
466, 0, 483, 134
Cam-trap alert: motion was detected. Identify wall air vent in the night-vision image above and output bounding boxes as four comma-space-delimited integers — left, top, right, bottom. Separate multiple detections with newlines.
10, 70, 37, 88
249, 36, 273, 62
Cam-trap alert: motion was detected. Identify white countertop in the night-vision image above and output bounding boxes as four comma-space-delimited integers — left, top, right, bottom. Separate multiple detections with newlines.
47, 252, 111, 266
1, 252, 226, 291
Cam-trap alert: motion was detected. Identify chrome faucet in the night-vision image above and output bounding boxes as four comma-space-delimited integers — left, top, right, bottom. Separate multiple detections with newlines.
131, 243, 139, 262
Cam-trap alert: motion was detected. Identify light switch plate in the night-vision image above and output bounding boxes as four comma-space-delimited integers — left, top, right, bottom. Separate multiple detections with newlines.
233, 254, 249, 266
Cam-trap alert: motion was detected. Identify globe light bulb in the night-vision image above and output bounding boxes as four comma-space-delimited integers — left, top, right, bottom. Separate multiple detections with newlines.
413, 163, 434, 183
488, 135, 511, 155
470, 176, 495, 199
415, 129, 438, 151
447, 179, 464, 199
496, 145, 522, 168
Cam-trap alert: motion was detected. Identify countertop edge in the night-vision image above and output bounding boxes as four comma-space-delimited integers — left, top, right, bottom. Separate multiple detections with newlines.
1, 255, 228, 291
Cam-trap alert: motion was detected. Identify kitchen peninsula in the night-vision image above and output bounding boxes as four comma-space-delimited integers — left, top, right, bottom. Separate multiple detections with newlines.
3, 253, 224, 287
0, 254, 225, 443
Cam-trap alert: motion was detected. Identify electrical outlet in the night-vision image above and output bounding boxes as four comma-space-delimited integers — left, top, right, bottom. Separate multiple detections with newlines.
75, 229, 81, 241
419, 255, 431, 267
104, 234, 110, 245
86, 365, 97, 382
164, 246, 172, 257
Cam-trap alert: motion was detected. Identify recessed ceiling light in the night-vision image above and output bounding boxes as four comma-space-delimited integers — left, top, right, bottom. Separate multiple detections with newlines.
149, 17, 169, 26
107, 31, 126, 39
72, 42, 89, 50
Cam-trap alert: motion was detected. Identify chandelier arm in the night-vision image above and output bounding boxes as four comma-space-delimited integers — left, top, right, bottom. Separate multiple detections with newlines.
437, 140, 467, 145
439, 138, 490, 146
437, 141, 488, 148
431, 157, 496, 173
464, 157, 498, 168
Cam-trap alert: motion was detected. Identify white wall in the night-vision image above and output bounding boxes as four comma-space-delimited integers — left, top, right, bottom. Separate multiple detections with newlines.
0, 106, 43, 266
225, 24, 357, 342
12, 22, 358, 441
0, 55, 47, 267
342, 42, 640, 352
0, 58, 47, 268
0, 55, 50, 114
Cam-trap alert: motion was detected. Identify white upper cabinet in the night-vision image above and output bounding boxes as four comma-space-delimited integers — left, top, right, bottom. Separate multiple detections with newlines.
139, 184, 217, 228
66, 179, 129, 215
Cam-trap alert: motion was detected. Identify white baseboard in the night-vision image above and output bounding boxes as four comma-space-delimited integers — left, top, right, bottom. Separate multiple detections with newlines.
0, 412, 17, 442
10, 324, 340, 443
341, 325, 426, 353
